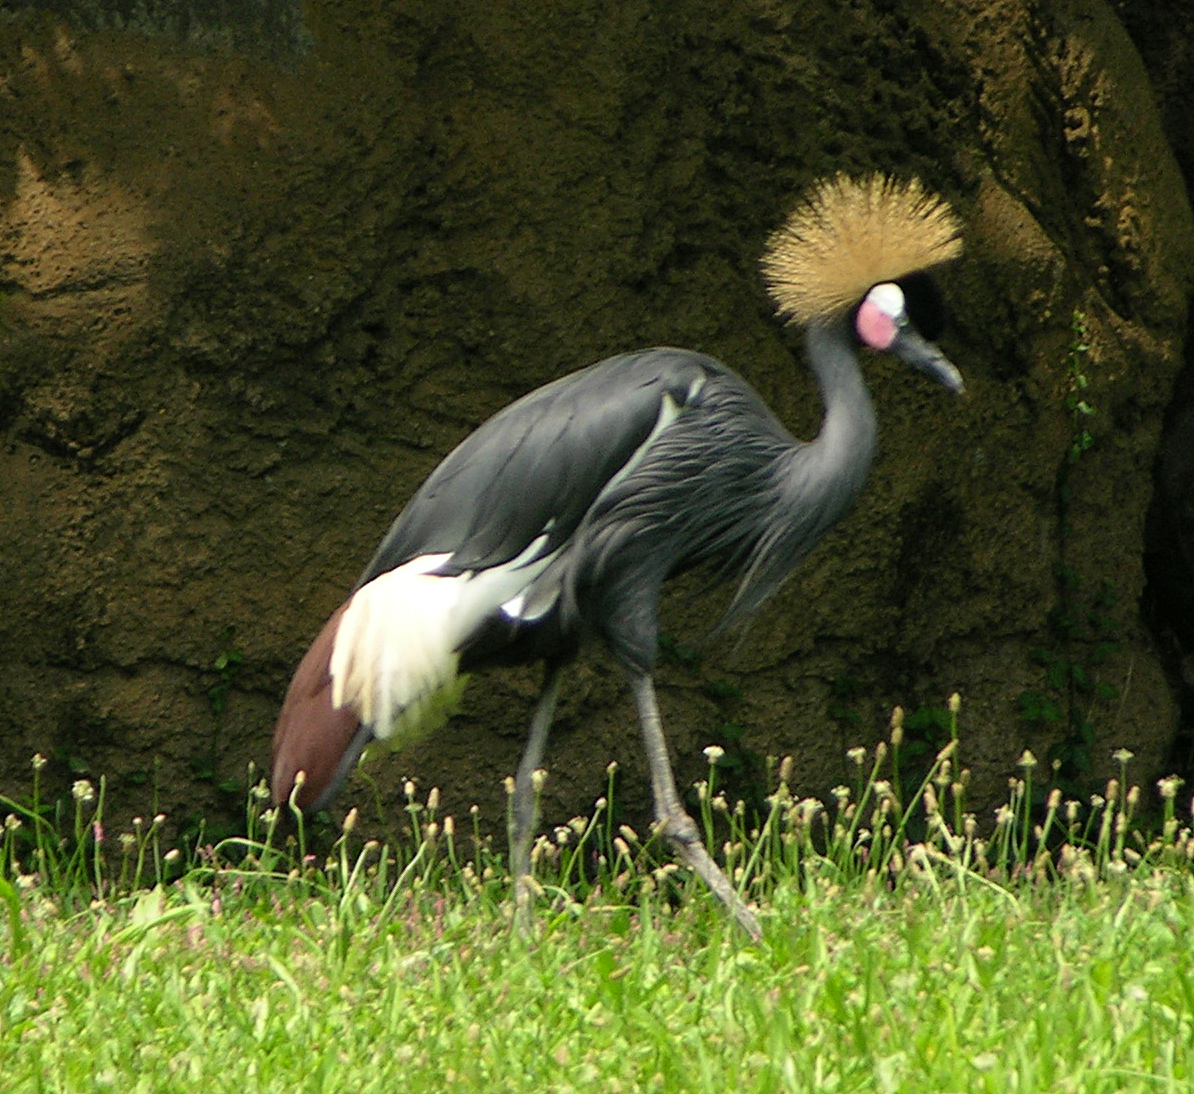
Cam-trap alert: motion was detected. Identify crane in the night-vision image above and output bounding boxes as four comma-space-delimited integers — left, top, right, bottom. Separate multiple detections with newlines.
271, 174, 965, 940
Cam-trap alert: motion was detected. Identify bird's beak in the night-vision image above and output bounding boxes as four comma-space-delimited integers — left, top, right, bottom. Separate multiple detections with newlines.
891, 326, 965, 395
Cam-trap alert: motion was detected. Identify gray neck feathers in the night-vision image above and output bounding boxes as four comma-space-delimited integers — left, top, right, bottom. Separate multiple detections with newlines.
718, 320, 878, 628
803, 319, 877, 520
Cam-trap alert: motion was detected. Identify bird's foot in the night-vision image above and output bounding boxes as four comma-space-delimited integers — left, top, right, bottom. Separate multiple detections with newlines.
656, 810, 763, 942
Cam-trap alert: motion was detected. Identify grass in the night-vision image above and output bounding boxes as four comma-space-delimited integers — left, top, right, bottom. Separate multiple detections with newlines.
3, 700, 1194, 1093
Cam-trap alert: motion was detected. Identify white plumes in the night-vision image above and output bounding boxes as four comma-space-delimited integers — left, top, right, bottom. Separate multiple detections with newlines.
330, 540, 556, 744
330, 554, 459, 743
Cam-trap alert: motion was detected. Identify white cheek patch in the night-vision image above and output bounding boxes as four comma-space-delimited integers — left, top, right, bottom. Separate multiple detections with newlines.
856, 282, 907, 351
867, 281, 905, 315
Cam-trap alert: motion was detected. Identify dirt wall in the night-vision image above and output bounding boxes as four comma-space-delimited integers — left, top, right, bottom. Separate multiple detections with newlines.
1, 0, 1191, 840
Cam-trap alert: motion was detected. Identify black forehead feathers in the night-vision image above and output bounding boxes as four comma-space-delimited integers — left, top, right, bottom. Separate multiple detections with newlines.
895, 270, 948, 341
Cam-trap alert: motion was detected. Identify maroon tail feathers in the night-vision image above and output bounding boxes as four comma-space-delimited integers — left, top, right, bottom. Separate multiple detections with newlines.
271, 603, 363, 811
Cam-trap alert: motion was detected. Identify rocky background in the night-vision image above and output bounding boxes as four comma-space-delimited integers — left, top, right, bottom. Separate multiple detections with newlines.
1, 0, 1192, 842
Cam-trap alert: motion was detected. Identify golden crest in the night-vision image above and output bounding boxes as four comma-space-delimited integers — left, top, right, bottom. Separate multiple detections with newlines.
762, 174, 963, 325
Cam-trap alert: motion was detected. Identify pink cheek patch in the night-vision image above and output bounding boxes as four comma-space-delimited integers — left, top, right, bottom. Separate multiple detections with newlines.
855, 298, 899, 351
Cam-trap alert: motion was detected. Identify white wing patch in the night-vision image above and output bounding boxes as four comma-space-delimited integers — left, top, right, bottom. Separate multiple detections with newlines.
329, 381, 702, 740
329, 538, 557, 744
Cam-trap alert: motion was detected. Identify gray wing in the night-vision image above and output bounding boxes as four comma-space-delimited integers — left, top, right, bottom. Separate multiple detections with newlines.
546, 367, 824, 634
355, 348, 722, 588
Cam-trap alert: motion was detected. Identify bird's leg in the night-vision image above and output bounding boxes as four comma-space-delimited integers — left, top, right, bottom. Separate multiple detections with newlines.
509, 665, 562, 935
628, 672, 762, 941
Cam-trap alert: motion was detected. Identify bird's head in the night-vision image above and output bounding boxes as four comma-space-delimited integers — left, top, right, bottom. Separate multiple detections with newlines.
761, 173, 964, 393
854, 275, 964, 394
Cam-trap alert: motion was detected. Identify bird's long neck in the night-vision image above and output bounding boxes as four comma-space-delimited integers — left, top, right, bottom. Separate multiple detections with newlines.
804, 318, 877, 514
714, 317, 880, 630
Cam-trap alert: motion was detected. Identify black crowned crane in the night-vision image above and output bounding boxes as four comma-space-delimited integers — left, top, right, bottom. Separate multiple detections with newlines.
272, 174, 965, 940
